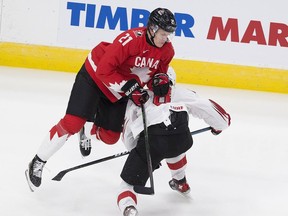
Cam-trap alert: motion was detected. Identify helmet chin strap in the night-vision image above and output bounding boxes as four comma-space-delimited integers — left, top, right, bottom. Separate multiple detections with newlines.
147, 29, 156, 46
147, 27, 160, 47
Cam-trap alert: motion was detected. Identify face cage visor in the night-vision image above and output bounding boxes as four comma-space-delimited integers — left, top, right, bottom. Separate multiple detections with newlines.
151, 24, 176, 42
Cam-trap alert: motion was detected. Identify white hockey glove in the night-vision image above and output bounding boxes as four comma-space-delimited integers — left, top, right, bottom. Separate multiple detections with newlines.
211, 128, 222, 135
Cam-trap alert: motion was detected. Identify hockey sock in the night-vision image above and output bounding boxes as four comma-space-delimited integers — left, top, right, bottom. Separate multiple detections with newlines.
117, 181, 138, 215
36, 120, 70, 161
37, 115, 85, 161
166, 153, 187, 181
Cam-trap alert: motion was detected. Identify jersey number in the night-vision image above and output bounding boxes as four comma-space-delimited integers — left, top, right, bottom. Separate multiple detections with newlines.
118, 33, 133, 46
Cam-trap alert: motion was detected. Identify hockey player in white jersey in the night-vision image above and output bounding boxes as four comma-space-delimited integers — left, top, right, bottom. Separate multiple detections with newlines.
117, 67, 231, 216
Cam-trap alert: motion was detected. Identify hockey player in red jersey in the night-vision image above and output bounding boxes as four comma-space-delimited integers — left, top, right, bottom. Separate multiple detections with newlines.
117, 68, 231, 216
25, 8, 177, 192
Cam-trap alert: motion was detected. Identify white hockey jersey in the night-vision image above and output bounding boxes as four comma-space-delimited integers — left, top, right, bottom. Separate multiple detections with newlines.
122, 86, 231, 151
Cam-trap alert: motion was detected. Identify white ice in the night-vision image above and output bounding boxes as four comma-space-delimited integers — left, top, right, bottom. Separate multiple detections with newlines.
0, 66, 288, 216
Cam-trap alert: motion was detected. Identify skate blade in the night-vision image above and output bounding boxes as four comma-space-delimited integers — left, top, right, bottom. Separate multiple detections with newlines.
177, 191, 193, 200
25, 169, 35, 192
171, 188, 192, 200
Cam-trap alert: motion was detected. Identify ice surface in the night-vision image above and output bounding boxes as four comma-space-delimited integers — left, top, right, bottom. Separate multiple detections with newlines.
0, 66, 287, 216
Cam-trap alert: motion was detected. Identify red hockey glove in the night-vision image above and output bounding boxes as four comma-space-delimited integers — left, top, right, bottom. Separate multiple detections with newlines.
121, 79, 149, 106
211, 128, 222, 135
153, 87, 172, 106
130, 88, 149, 106
152, 73, 170, 96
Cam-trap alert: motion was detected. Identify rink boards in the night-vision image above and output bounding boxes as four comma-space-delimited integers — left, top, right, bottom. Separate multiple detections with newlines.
0, 42, 287, 94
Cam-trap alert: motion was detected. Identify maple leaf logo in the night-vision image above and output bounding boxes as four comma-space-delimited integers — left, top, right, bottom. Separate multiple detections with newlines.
130, 66, 152, 84
108, 80, 127, 92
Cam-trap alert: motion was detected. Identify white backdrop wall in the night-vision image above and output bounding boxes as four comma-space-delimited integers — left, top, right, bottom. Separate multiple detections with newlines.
0, 0, 288, 70
0, 0, 3, 33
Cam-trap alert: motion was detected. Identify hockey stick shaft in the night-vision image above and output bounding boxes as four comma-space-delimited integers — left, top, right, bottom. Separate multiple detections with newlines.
133, 103, 155, 195
191, 126, 212, 135
52, 151, 129, 181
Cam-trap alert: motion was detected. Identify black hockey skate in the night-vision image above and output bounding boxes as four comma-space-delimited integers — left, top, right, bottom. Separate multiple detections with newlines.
25, 155, 46, 192
79, 127, 91, 157
169, 177, 191, 195
123, 206, 139, 216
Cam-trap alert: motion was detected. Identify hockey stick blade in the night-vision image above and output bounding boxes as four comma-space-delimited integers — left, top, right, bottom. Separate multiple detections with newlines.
52, 170, 68, 181
133, 185, 154, 195
52, 151, 129, 181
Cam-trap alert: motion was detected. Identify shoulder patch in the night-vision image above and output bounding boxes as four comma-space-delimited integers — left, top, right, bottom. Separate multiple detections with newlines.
133, 30, 144, 37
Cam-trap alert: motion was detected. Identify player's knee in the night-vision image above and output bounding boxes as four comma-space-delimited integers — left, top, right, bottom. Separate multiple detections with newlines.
99, 128, 120, 144
60, 114, 86, 135
91, 125, 120, 144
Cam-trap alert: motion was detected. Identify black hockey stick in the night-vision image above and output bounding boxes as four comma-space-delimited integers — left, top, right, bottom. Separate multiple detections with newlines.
133, 103, 155, 195
52, 126, 212, 182
52, 151, 129, 181
190, 126, 212, 135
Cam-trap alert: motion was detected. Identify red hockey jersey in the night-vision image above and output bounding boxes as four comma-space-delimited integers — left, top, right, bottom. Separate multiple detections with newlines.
84, 27, 175, 102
